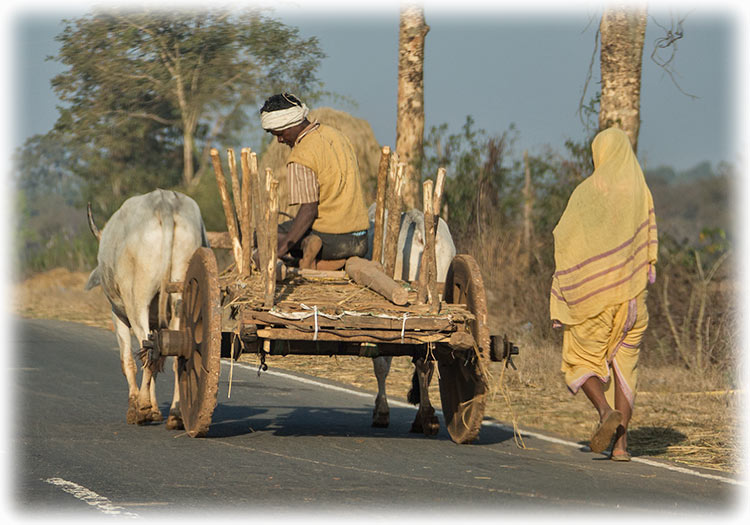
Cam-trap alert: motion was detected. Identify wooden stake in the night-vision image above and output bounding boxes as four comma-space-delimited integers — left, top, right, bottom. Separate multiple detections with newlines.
431, 167, 446, 303
227, 148, 246, 276
418, 179, 437, 307
227, 148, 242, 221
433, 167, 446, 220
372, 146, 390, 264
240, 148, 254, 276
210, 148, 243, 272
264, 169, 279, 308
383, 160, 404, 279
250, 153, 265, 273
345, 256, 408, 306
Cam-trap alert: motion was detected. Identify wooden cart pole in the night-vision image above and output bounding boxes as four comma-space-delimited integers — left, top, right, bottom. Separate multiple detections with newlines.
227, 148, 246, 276
418, 179, 438, 309
264, 169, 279, 308
210, 148, 243, 272
383, 160, 405, 279
371, 146, 391, 264
433, 167, 446, 224
417, 168, 445, 313
239, 148, 254, 276
430, 169, 446, 312
250, 153, 266, 273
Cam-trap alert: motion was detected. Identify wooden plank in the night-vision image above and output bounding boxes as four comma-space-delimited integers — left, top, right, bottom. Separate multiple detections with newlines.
266, 340, 420, 358
243, 310, 458, 332
286, 268, 348, 280
255, 327, 453, 345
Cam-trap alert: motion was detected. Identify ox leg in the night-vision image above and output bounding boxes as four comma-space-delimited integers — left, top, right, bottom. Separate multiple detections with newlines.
165, 302, 184, 430
372, 356, 392, 428
131, 313, 163, 425
113, 312, 140, 425
165, 357, 184, 430
410, 356, 440, 436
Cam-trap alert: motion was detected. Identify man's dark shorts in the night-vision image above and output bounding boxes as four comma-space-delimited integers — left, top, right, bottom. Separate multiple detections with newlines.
278, 221, 368, 260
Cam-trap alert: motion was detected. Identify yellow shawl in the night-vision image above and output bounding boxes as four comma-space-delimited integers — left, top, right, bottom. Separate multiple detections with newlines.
550, 127, 658, 325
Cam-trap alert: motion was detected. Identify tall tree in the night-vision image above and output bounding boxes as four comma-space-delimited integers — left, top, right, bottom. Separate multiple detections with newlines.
396, 3, 429, 210
599, 4, 648, 152
51, 8, 324, 189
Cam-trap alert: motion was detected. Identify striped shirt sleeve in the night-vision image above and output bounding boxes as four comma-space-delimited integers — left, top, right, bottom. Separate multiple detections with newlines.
287, 162, 320, 205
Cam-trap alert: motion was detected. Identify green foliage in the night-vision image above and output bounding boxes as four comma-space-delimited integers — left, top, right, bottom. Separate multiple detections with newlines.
422, 117, 520, 238
422, 117, 594, 262
15, 8, 325, 276
50, 8, 324, 195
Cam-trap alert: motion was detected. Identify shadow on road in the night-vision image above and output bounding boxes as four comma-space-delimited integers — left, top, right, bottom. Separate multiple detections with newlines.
204, 403, 517, 445
628, 426, 687, 457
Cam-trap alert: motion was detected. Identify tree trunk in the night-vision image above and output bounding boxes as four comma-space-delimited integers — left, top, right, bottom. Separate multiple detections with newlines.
396, 4, 429, 210
183, 128, 196, 188
599, 5, 648, 153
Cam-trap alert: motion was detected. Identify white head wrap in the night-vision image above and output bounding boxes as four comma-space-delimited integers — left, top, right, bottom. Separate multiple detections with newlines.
260, 98, 310, 131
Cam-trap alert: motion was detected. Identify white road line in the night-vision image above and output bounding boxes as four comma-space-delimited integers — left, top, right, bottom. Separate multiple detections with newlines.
225, 360, 744, 487
43, 477, 139, 517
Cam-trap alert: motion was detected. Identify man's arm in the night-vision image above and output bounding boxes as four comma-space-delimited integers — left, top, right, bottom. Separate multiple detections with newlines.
277, 201, 318, 258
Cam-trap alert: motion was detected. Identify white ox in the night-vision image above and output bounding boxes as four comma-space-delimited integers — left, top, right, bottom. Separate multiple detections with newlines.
86, 189, 208, 428
366, 204, 456, 434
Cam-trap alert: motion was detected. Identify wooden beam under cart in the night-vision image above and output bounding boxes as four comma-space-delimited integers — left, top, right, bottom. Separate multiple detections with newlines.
242, 310, 464, 332
254, 327, 475, 348
262, 339, 476, 358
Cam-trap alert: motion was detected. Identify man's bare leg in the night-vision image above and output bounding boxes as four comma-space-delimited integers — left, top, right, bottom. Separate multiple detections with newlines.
299, 234, 322, 269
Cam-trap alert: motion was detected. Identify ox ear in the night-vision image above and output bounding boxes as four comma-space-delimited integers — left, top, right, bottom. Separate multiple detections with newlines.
84, 267, 101, 290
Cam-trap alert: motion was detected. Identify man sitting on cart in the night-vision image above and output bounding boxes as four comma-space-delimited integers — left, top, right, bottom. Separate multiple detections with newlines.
259, 92, 370, 271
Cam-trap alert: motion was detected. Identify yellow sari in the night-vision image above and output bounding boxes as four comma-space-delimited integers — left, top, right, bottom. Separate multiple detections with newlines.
550, 127, 657, 405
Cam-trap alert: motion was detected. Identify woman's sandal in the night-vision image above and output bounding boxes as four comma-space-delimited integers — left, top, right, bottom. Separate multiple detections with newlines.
610, 451, 632, 462
589, 410, 623, 453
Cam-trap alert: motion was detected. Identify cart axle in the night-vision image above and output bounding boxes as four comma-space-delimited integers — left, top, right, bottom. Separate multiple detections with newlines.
145, 329, 194, 360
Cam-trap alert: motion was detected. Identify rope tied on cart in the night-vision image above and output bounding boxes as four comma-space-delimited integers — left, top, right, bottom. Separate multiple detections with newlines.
313, 305, 319, 341
266, 304, 454, 324
401, 312, 408, 343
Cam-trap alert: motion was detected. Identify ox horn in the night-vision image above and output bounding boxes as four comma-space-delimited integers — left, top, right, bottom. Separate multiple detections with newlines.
87, 202, 102, 242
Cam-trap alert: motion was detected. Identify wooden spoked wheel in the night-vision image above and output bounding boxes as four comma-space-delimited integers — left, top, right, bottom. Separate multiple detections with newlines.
178, 247, 222, 437
438, 254, 490, 444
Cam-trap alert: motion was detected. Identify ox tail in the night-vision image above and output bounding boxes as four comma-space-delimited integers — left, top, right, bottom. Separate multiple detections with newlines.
86, 202, 102, 242
157, 208, 176, 331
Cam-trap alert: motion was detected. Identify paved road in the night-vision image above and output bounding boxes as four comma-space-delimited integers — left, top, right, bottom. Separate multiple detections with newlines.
9, 318, 742, 518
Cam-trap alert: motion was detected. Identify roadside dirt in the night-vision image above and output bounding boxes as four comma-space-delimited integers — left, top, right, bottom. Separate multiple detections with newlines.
12, 268, 741, 475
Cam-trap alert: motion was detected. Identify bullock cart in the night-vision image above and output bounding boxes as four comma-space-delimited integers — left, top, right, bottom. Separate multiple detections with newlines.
146, 147, 518, 444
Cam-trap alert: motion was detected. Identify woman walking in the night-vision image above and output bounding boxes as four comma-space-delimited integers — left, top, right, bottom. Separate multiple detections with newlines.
550, 127, 658, 461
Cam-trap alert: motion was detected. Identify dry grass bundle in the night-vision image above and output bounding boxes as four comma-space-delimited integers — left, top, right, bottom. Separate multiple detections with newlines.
258, 107, 382, 219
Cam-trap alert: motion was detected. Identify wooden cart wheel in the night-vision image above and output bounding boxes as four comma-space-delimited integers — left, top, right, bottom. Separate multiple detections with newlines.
178, 247, 222, 437
438, 254, 490, 444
